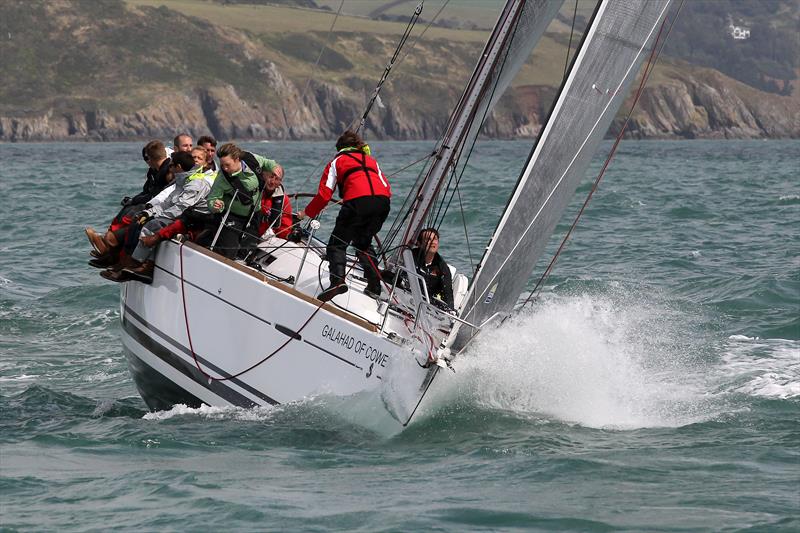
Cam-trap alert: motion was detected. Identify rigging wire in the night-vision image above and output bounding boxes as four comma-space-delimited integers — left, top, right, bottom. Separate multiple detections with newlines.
386, 149, 438, 179
563, 0, 579, 80
381, 150, 439, 256
299, 1, 430, 193
352, 1, 424, 134
299, 0, 346, 105
519, 0, 686, 310
378, 148, 440, 256
455, 184, 475, 276
394, 0, 451, 67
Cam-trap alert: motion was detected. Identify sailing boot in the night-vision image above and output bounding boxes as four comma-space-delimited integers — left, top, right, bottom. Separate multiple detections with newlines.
88, 248, 119, 269
357, 250, 382, 299
123, 260, 155, 284
319, 255, 348, 302
85, 227, 109, 255
318, 283, 348, 303
100, 268, 131, 283
364, 283, 381, 300
107, 253, 136, 272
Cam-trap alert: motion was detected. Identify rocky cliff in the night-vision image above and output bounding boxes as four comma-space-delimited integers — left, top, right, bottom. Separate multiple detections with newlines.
0, 1, 796, 142
3, 69, 796, 142
616, 68, 800, 139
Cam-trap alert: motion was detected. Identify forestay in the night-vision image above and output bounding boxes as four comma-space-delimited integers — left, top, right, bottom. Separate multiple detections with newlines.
452, 0, 674, 352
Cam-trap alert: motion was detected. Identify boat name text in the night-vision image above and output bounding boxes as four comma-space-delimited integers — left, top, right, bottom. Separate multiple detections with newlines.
321, 324, 390, 367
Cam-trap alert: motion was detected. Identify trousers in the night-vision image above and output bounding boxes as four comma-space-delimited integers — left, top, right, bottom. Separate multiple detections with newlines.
326, 195, 390, 289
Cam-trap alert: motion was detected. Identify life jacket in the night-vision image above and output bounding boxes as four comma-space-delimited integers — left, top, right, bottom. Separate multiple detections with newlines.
262, 187, 286, 229
241, 151, 265, 191
335, 149, 390, 200
220, 159, 258, 206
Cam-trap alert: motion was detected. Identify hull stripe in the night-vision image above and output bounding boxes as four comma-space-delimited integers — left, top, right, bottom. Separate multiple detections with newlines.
302, 339, 363, 371
123, 306, 279, 406
123, 348, 206, 410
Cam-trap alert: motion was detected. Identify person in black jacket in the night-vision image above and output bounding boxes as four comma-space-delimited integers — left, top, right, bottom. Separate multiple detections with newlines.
85, 140, 172, 265
411, 227, 454, 310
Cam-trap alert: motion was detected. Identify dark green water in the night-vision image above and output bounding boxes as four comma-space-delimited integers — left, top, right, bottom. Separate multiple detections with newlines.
1, 140, 798, 531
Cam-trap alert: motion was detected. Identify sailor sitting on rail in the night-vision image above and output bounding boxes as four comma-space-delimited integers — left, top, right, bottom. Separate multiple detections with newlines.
85, 140, 173, 267
130, 147, 221, 250
107, 151, 215, 284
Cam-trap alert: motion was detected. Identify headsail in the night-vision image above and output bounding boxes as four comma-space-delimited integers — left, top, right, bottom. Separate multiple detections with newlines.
452, 0, 674, 352
398, 0, 565, 248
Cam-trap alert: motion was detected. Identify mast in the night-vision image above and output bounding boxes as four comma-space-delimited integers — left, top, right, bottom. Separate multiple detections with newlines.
398, 0, 565, 249
450, 0, 675, 353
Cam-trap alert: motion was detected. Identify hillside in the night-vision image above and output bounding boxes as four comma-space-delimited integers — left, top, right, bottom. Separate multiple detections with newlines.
0, 0, 797, 142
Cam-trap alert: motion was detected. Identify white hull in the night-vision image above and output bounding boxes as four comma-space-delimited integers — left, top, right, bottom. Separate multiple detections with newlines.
120, 239, 449, 426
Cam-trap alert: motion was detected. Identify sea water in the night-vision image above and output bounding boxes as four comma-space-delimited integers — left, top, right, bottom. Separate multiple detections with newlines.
1, 140, 798, 531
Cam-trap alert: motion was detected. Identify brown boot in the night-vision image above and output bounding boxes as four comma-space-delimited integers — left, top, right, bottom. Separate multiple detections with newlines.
88, 249, 118, 269
100, 268, 131, 283
85, 227, 108, 255
108, 253, 136, 272
105, 231, 119, 248
123, 260, 155, 284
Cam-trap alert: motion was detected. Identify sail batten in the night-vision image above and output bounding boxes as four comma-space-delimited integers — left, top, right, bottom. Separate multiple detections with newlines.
452, 0, 674, 353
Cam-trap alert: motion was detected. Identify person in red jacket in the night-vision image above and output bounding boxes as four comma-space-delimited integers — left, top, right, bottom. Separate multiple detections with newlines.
257, 165, 292, 239
299, 130, 390, 302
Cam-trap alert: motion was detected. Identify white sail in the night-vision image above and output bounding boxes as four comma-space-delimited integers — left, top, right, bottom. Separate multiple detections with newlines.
398, 0, 564, 248
452, 0, 674, 352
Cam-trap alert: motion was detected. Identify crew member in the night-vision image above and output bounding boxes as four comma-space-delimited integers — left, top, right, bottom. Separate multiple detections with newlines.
207, 143, 278, 259
117, 151, 213, 284
173, 133, 193, 153
196, 135, 218, 172
85, 140, 172, 264
299, 130, 390, 302
257, 164, 292, 239
412, 228, 454, 310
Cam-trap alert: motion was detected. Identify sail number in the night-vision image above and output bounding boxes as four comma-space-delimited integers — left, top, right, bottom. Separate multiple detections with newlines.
321, 324, 390, 368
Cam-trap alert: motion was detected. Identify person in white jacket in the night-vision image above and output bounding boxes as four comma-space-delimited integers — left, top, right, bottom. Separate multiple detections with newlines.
114, 151, 214, 284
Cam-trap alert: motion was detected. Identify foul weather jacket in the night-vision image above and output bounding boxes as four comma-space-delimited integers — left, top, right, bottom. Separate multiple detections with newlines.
258, 185, 293, 239
144, 165, 216, 221
130, 158, 172, 206
207, 154, 278, 218
304, 149, 390, 219
412, 247, 454, 309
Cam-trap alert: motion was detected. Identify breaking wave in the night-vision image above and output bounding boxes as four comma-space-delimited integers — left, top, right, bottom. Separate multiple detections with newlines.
421, 290, 723, 430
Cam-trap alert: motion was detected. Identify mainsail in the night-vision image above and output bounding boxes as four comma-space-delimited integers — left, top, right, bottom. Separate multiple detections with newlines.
451, 0, 674, 352
398, 0, 565, 248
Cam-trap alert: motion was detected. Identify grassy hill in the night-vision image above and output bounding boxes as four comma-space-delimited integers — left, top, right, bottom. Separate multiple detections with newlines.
0, 0, 796, 141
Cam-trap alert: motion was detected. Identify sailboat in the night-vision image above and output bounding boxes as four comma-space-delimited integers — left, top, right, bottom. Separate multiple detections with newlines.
118, 0, 675, 426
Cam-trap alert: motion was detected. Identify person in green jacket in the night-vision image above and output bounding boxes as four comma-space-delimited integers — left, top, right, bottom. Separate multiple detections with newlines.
208, 142, 279, 259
